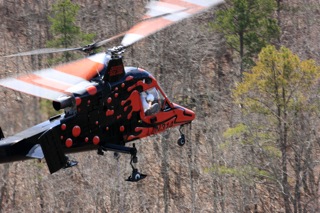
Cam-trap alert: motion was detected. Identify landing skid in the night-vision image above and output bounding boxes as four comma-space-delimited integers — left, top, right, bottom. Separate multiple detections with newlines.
99, 143, 147, 182
126, 151, 147, 182
126, 168, 147, 182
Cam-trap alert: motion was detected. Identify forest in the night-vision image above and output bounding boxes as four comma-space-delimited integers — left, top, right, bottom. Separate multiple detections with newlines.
0, 0, 319, 212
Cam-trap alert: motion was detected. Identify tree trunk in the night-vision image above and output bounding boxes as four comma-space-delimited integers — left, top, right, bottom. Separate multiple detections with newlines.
280, 87, 292, 213
239, 31, 244, 76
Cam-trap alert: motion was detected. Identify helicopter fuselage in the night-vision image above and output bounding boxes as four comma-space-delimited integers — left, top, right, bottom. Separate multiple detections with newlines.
0, 65, 195, 173
58, 66, 195, 150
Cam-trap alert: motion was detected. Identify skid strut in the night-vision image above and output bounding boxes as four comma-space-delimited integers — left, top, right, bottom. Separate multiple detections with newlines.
99, 143, 146, 182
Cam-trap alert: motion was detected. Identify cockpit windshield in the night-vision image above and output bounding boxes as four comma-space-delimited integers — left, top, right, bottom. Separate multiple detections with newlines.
140, 87, 170, 116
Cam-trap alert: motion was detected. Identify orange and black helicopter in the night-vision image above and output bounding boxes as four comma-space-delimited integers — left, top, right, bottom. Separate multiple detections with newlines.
0, 0, 223, 181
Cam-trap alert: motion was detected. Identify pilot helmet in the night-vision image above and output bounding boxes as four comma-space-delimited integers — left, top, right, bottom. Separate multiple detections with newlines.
146, 94, 154, 102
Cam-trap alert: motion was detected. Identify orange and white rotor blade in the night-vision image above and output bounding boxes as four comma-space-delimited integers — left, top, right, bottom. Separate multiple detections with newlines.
0, 53, 110, 100
121, 0, 224, 47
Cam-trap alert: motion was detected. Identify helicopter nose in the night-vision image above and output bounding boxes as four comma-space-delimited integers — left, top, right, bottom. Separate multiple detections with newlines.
173, 103, 195, 124
182, 108, 195, 121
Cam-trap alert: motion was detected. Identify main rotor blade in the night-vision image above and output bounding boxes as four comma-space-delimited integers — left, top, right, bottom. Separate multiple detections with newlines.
0, 52, 110, 101
3, 32, 126, 58
121, 0, 224, 47
3, 47, 82, 57
94, 32, 126, 48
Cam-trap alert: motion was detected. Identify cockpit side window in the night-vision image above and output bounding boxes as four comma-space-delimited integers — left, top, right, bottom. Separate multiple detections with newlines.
140, 87, 167, 116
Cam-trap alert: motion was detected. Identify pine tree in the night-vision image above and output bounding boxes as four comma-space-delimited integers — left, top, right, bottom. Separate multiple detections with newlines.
47, 0, 95, 63
213, 0, 279, 75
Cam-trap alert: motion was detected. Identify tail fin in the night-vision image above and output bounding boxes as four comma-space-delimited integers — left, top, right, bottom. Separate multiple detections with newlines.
0, 127, 4, 139
39, 128, 68, 174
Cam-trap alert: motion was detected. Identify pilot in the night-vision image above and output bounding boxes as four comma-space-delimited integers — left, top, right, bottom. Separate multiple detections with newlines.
146, 94, 154, 108
141, 92, 150, 111
141, 92, 159, 116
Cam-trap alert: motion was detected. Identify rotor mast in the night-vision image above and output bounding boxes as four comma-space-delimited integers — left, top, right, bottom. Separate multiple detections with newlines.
103, 46, 126, 83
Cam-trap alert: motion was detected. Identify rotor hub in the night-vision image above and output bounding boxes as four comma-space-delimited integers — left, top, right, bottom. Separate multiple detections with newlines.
108, 46, 125, 59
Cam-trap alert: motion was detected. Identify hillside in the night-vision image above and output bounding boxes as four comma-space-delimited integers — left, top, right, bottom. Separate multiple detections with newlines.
0, 0, 319, 212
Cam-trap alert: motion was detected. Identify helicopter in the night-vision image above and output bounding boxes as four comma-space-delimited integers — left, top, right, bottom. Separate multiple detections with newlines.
0, 0, 224, 182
